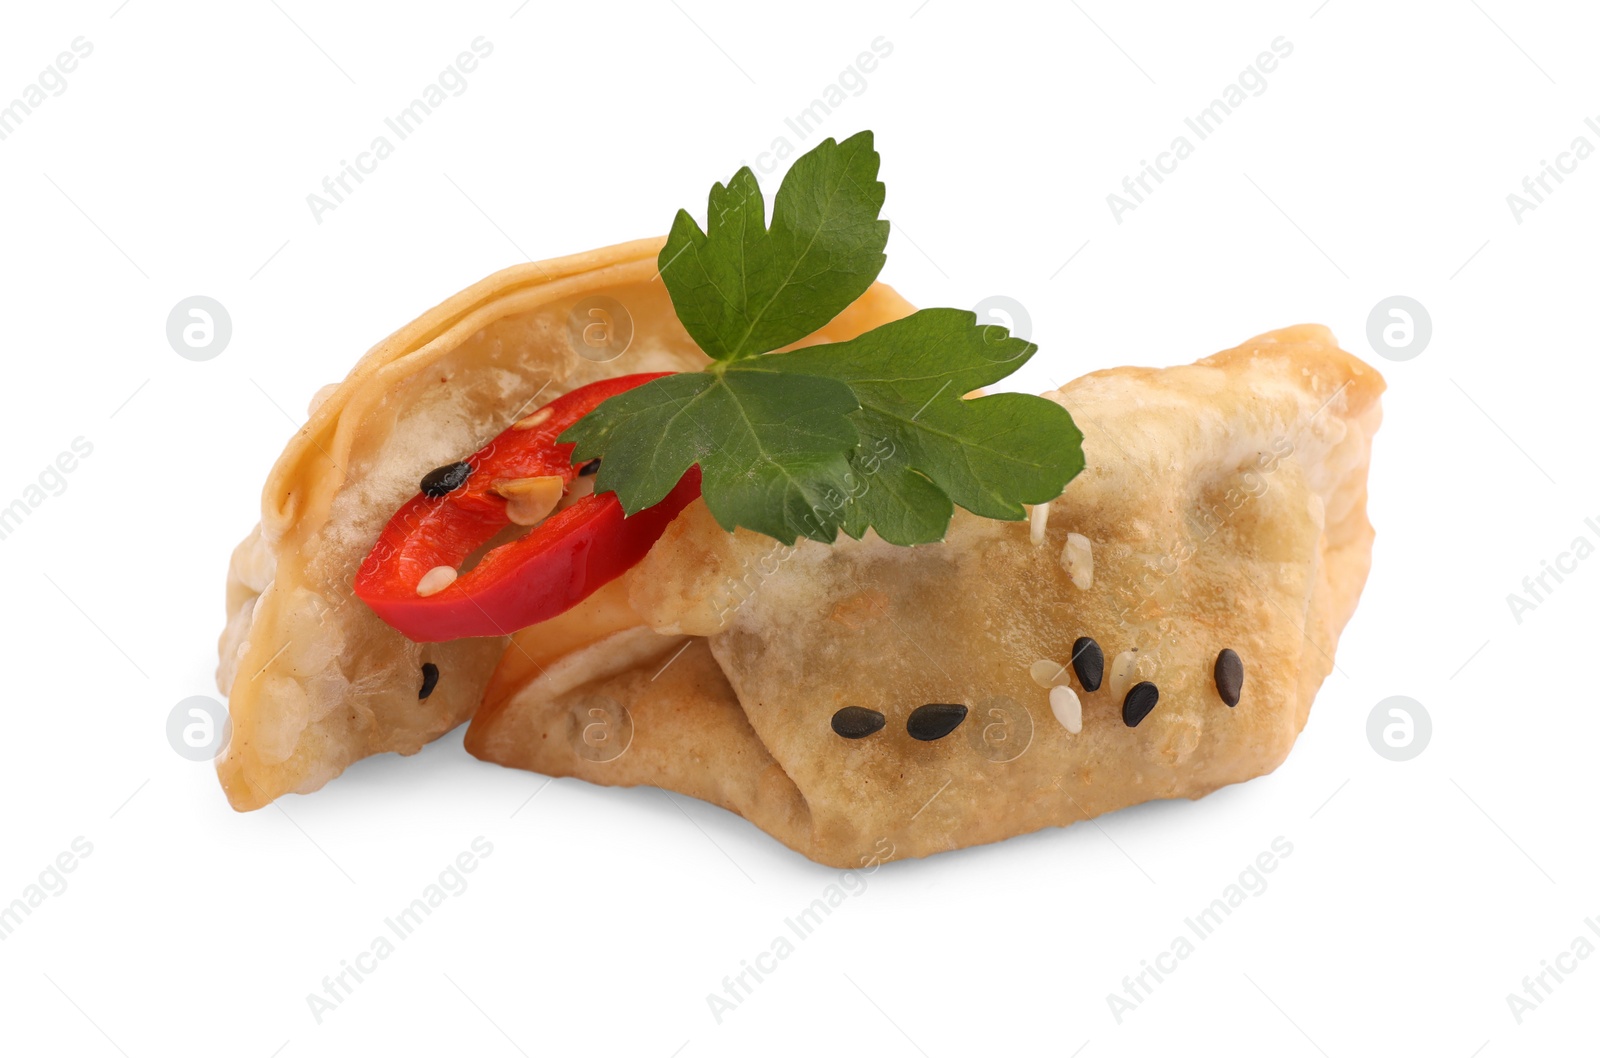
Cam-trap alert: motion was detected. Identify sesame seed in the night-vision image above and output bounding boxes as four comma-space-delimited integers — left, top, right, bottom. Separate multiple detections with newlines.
1029, 503, 1050, 545
831, 706, 885, 739
1109, 649, 1141, 700
907, 703, 968, 741
1122, 681, 1159, 727
1030, 659, 1070, 688
1049, 685, 1082, 734
420, 460, 472, 497
1071, 637, 1104, 691
418, 662, 440, 700
1060, 532, 1093, 590
1214, 648, 1244, 707
512, 408, 553, 430
416, 565, 458, 596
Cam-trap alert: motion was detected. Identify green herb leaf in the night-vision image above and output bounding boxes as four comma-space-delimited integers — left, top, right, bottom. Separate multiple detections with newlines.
567, 132, 1087, 550
764, 308, 1086, 543
659, 131, 889, 362
561, 366, 863, 545
836, 440, 954, 547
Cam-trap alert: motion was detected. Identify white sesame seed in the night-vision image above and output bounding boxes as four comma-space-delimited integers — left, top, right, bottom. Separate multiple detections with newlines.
1030, 659, 1070, 688
1060, 532, 1092, 589
416, 565, 458, 597
1110, 649, 1140, 700
1049, 685, 1082, 734
1029, 502, 1050, 545
512, 408, 553, 430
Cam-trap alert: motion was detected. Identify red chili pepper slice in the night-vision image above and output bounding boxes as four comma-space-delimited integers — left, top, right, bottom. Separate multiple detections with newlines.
354, 373, 699, 642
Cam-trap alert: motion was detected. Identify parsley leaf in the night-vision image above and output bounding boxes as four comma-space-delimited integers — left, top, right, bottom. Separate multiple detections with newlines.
837, 438, 954, 547
562, 131, 1087, 549
765, 308, 1085, 544
659, 131, 888, 362
561, 366, 863, 545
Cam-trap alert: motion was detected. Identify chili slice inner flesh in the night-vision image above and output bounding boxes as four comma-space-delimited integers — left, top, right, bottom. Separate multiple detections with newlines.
354, 373, 699, 642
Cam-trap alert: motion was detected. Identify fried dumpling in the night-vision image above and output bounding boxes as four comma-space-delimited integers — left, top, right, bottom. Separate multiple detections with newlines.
465, 325, 1383, 867
214, 237, 915, 809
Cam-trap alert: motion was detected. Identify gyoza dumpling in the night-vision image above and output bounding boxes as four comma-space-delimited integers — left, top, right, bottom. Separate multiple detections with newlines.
465, 325, 1383, 867
215, 237, 916, 809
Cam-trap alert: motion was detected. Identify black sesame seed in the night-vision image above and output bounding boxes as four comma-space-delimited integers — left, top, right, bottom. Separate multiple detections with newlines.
1122, 682, 1159, 727
420, 461, 472, 497
1071, 637, 1104, 691
907, 703, 968, 741
418, 662, 440, 700
578, 459, 601, 477
1214, 649, 1244, 707
831, 706, 885, 740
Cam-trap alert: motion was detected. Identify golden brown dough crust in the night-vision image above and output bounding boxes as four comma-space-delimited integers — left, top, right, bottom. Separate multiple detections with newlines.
466, 325, 1384, 867
216, 238, 915, 810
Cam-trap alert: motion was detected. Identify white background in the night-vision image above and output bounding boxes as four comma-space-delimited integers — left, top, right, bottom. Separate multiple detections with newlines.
0, 1, 1594, 1054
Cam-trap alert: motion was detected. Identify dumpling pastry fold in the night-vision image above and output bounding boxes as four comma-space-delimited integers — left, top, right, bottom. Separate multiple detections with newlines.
215, 236, 916, 809
465, 325, 1384, 867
